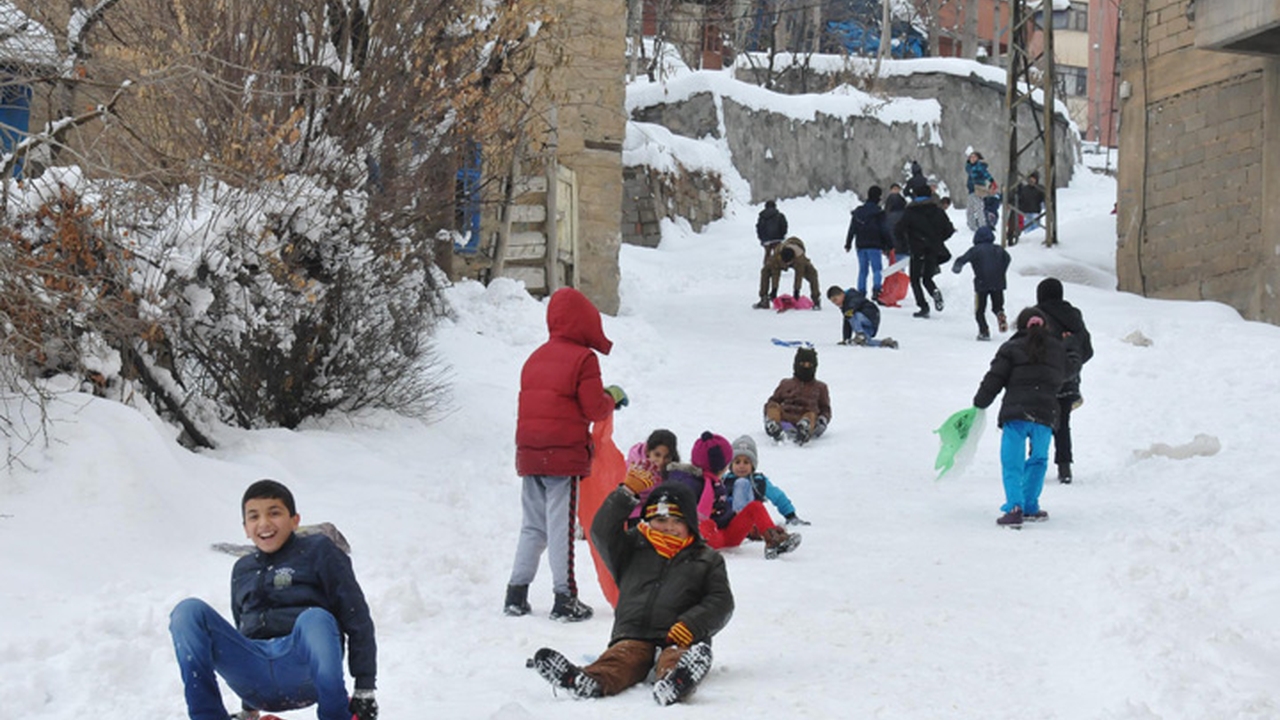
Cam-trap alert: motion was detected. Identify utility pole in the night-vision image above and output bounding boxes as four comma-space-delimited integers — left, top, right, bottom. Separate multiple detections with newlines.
1001, 0, 1058, 247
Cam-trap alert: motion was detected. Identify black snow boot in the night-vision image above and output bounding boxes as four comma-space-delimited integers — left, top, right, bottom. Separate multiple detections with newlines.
1058, 462, 1072, 484
550, 592, 593, 622
503, 584, 531, 616
528, 648, 602, 699
652, 642, 714, 706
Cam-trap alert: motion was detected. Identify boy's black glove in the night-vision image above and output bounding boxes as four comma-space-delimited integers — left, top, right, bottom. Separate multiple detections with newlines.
350, 689, 378, 720
784, 513, 811, 526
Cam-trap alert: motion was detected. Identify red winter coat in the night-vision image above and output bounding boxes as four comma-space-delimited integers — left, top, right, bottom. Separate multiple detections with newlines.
515, 288, 616, 477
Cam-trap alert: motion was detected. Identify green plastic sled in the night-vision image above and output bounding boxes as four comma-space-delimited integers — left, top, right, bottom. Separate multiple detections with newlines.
933, 406, 986, 479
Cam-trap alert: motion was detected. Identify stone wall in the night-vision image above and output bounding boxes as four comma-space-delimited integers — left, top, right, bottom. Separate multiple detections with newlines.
622, 165, 726, 247
625, 68, 1077, 239
1117, 0, 1280, 323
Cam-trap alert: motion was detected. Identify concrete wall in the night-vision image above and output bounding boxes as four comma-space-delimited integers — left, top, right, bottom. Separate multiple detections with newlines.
1117, 0, 1280, 323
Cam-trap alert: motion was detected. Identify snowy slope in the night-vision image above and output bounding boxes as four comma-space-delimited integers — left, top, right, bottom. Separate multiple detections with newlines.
4, 89, 1280, 720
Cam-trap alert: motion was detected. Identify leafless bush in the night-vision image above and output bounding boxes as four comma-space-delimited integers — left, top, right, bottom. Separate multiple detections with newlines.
3, 1, 548, 441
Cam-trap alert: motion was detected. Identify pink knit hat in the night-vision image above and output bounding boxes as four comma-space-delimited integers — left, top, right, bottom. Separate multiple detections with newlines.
691, 431, 733, 475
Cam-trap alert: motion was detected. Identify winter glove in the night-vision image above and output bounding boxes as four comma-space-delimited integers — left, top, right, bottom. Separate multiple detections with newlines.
605, 385, 629, 409
666, 621, 694, 648
784, 513, 811, 526
623, 462, 660, 495
349, 689, 378, 720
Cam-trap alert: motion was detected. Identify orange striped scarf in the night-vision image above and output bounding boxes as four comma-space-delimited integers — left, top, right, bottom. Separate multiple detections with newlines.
638, 522, 693, 559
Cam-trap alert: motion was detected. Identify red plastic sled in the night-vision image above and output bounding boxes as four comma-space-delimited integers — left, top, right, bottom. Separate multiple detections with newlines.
578, 413, 624, 607
880, 272, 908, 307
771, 294, 814, 312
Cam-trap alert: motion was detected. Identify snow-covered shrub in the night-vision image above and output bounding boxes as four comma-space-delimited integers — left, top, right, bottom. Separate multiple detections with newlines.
0, 183, 143, 389
151, 174, 448, 429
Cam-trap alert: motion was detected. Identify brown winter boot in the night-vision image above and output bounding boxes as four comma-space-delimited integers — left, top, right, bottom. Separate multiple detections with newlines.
762, 527, 802, 559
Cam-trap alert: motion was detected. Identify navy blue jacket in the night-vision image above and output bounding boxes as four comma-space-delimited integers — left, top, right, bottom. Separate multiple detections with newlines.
905, 161, 930, 199
845, 201, 891, 251
952, 226, 1011, 292
756, 206, 788, 244
840, 288, 880, 340
232, 533, 377, 689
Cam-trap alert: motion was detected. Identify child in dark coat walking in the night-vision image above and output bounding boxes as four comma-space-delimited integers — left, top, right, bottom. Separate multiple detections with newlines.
952, 225, 1012, 341
1035, 278, 1094, 483
972, 308, 1077, 528
529, 481, 734, 705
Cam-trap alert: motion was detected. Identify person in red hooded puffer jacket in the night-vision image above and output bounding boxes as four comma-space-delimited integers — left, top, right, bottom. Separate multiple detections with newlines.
505, 288, 628, 623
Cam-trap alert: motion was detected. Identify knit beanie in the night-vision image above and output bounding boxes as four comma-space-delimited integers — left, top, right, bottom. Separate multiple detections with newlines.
731, 435, 759, 471
691, 431, 733, 475
1037, 277, 1064, 303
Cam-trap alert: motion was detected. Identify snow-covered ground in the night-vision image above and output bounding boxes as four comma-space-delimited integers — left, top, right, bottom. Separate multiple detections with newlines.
5, 79, 1280, 719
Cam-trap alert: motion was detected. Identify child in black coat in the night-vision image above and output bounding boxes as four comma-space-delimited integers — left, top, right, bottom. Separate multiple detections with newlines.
972, 308, 1077, 528
952, 225, 1012, 341
529, 482, 734, 705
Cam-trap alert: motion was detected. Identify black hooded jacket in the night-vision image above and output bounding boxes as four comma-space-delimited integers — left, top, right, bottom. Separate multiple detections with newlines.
591, 483, 734, 647
1035, 280, 1093, 399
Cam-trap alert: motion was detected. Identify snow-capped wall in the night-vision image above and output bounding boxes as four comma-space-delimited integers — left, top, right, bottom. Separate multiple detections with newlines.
623, 60, 1079, 240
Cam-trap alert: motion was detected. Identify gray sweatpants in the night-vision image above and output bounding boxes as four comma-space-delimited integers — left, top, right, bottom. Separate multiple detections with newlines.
508, 475, 579, 597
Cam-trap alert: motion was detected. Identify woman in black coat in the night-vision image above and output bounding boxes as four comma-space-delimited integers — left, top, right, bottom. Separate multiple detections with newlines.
973, 307, 1077, 527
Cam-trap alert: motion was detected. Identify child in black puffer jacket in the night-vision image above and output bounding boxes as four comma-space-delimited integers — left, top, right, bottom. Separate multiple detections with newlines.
972, 307, 1079, 528
529, 481, 734, 705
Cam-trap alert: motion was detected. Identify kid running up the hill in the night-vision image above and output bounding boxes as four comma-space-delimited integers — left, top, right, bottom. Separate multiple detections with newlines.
972, 308, 1077, 529
725, 435, 810, 527
528, 481, 734, 705
683, 431, 802, 558
951, 225, 1012, 341
827, 285, 899, 349
763, 346, 831, 444
168, 479, 379, 720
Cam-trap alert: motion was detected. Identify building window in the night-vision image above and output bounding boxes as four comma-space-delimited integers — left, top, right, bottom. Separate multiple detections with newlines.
1058, 65, 1088, 97
1050, 2, 1089, 31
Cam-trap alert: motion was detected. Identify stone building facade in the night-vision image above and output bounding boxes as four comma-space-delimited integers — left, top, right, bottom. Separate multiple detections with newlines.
533, 1, 627, 314
1116, 0, 1280, 323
